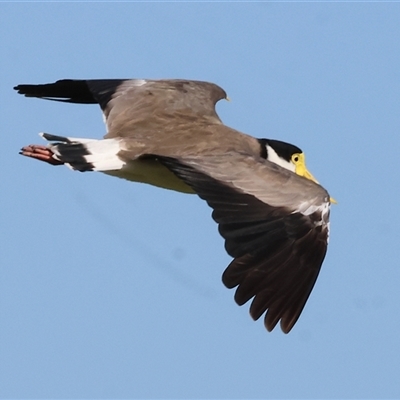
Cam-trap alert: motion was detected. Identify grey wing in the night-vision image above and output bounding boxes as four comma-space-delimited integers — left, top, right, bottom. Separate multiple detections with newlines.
90, 79, 228, 138
14, 78, 228, 139
158, 154, 331, 333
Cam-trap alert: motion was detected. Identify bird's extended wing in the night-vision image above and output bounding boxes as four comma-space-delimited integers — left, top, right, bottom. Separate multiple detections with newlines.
14, 79, 227, 138
158, 154, 330, 333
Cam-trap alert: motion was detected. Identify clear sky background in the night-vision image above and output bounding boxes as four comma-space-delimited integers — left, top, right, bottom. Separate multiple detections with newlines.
1, 2, 400, 399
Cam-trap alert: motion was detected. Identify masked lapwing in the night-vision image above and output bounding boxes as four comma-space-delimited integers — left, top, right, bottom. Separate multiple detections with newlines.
15, 78, 333, 333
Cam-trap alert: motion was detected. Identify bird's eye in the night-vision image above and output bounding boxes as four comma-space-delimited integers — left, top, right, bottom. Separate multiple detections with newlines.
292, 154, 300, 163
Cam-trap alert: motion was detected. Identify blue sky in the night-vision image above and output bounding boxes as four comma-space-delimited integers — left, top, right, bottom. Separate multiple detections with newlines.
1, 2, 400, 398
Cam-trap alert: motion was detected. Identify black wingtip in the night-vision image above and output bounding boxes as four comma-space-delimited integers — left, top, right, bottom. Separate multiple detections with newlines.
14, 84, 27, 94
12, 80, 98, 104
13, 79, 126, 107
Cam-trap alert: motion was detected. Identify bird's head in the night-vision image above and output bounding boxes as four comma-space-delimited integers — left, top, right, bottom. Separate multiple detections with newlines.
260, 139, 337, 204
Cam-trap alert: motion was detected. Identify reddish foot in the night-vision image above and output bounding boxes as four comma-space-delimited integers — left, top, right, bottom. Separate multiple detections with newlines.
19, 144, 64, 166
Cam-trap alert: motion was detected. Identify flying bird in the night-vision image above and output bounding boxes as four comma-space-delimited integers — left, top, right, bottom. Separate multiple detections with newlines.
15, 78, 333, 333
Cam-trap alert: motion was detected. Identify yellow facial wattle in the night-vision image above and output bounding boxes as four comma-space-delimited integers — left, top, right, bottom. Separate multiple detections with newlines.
291, 153, 337, 204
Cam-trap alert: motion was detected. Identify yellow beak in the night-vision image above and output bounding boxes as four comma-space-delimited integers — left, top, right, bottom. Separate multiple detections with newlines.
295, 153, 337, 204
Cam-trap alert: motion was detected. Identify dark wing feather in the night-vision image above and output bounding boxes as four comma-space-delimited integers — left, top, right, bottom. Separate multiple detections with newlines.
158, 156, 329, 333
13, 79, 125, 107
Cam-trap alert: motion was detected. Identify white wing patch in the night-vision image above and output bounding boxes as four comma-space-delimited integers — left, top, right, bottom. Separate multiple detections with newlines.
294, 200, 330, 224
294, 200, 330, 242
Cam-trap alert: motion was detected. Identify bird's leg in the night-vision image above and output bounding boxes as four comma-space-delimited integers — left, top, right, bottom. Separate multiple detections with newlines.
19, 144, 64, 166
